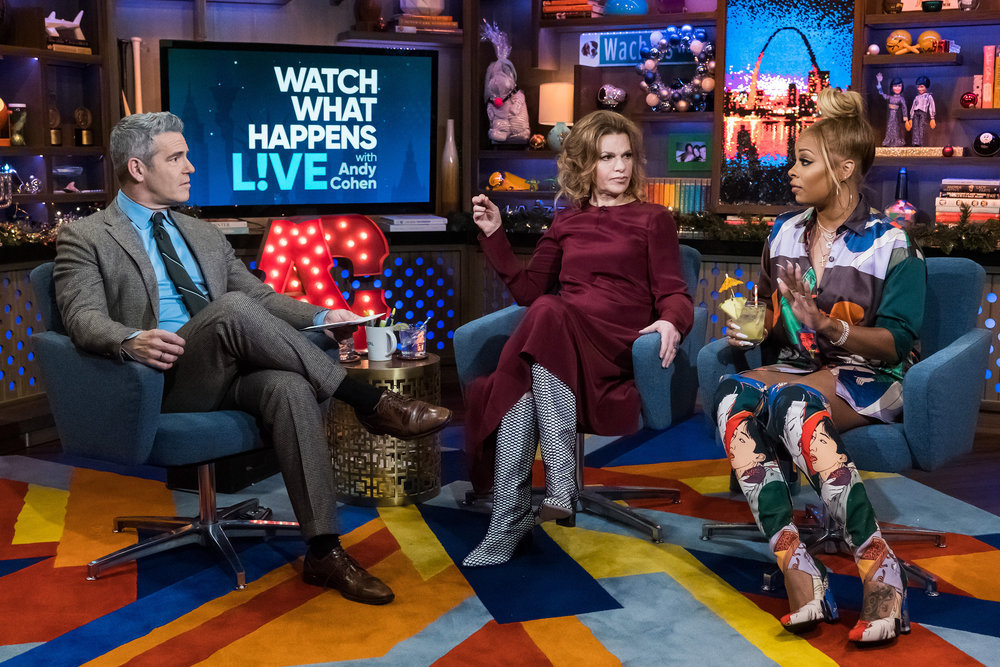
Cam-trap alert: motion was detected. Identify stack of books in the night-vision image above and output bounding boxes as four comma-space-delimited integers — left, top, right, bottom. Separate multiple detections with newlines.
374, 214, 448, 233
47, 37, 91, 54
935, 179, 1000, 225
207, 218, 250, 234
975, 44, 1000, 108
542, 0, 605, 19
645, 177, 711, 215
394, 13, 461, 35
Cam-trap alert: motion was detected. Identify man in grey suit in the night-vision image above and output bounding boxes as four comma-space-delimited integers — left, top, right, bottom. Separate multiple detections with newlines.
54, 112, 451, 605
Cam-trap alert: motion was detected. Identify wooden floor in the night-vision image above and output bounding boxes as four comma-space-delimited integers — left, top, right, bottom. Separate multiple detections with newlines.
6, 370, 1000, 516
903, 409, 1000, 515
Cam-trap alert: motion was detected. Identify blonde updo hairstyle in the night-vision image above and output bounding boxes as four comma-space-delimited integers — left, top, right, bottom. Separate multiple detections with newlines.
799, 88, 876, 197
556, 109, 647, 207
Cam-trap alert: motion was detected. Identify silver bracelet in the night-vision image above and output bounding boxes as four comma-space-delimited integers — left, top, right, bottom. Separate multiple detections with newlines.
831, 319, 850, 346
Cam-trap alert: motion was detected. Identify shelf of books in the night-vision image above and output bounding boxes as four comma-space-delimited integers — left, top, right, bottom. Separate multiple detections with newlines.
935, 178, 1000, 225
646, 177, 711, 215
540, 0, 605, 20
391, 10, 462, 37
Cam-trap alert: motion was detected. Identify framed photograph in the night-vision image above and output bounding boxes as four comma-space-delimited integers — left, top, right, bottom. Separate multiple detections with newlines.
668, 132, 712, 172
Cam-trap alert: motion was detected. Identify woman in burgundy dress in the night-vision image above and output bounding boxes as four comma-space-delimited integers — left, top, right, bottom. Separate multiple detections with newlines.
463, 110, 694, 566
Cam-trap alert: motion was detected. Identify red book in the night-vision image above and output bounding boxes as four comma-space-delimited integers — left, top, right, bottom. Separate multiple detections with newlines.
984, 45, 995, 109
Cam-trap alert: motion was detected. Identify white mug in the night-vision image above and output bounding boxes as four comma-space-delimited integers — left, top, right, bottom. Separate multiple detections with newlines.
364, 326, 397, 362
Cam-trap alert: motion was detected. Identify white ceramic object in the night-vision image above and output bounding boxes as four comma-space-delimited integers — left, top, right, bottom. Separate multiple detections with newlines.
400, 0, 445, 16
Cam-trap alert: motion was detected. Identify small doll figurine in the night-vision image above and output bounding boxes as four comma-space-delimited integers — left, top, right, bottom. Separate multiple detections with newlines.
875, 72, 908, 147
905, 75, 936, 147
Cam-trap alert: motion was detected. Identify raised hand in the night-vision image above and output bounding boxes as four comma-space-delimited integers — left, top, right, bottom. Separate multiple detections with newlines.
471, 194, 502, 237
776, 261, 824, 331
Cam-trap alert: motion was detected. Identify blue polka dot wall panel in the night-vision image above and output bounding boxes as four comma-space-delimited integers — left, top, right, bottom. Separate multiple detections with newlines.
383, 249, 462, 360
699, 260, 763, 343
979, 276, 1000, 401
1, 269, 45, 403
475, 247, 534, 318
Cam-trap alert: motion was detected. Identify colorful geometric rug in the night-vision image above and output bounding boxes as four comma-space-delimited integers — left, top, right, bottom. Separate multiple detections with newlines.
2, 415, 999, 666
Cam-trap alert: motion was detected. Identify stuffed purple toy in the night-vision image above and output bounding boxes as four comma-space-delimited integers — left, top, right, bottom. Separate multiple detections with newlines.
481, 21, 529, 144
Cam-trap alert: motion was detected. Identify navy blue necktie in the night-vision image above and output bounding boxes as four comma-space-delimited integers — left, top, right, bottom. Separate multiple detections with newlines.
150, 211, 210, 317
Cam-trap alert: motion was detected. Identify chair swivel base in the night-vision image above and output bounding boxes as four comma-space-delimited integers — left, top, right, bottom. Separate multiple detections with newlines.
86, 463, 301, 590
464, 485, 680, 544
578, 486, 680, 543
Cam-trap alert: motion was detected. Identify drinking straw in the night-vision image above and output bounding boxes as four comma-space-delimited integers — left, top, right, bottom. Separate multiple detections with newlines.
754, 284, 758, 306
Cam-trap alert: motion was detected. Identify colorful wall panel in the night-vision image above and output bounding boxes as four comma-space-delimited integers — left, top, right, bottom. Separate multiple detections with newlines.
720, 0, 855, 206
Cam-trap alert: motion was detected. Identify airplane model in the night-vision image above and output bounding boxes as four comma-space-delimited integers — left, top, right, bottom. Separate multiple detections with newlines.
45, 11, 85, 41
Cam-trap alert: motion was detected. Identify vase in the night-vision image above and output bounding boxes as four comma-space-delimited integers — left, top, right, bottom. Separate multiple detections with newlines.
353, 0, 382, 30
441, 118, 459, 214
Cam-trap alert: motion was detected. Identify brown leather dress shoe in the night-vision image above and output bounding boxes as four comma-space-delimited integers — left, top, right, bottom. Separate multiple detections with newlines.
357, 390, 452, 440
302, 547, 394, 605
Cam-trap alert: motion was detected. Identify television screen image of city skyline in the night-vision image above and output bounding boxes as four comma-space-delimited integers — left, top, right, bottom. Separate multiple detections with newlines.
721, 0, 854, 206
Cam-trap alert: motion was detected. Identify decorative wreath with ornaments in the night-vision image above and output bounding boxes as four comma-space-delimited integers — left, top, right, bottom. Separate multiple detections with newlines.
636, 25, 716, 112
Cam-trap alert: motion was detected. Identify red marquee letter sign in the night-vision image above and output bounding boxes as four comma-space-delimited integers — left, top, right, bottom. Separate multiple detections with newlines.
257, 215, 390, 318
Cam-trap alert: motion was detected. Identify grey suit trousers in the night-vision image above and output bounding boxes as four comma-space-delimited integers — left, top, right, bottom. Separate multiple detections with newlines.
164, 291, 345, 539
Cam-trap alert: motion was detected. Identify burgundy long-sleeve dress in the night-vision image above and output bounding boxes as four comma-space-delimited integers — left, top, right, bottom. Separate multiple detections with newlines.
465, 201, 694, 493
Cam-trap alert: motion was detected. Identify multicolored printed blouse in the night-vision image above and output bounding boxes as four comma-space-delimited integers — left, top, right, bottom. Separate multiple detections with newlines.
755, 196, 926, 423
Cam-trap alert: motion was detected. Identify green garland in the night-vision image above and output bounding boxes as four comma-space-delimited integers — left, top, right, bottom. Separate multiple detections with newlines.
676, 211, 772, 242
912, 205, 1000, 255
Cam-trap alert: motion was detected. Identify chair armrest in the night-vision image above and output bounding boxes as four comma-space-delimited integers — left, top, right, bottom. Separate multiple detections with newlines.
633, 305, 707, 430
903, 328, 990, 471
454, 305, 527, 392
31, 331, 163, 465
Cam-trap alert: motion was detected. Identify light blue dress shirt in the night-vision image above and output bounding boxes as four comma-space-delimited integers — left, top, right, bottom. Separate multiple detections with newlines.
117, 191, 209, 333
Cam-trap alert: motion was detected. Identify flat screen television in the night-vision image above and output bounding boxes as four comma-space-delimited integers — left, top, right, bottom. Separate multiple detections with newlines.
160, 40, 437, 217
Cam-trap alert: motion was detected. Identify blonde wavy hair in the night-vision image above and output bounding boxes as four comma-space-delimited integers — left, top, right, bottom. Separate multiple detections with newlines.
800, 88, 876, 196
556, 110, 646, 208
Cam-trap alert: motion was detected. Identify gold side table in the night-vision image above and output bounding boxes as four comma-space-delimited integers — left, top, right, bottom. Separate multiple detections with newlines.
327, 353, 442, 506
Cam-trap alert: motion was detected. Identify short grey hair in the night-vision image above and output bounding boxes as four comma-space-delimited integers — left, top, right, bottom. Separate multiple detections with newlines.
110, 112, 185, 182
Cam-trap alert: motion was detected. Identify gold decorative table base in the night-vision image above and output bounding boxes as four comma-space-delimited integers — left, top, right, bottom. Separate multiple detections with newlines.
327, 353, 441, 506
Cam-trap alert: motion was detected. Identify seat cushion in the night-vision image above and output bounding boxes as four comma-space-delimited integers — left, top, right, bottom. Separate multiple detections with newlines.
147, 410, 264, 467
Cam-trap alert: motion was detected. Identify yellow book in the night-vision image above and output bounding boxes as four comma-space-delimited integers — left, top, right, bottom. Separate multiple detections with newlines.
995, 52, 1000, 110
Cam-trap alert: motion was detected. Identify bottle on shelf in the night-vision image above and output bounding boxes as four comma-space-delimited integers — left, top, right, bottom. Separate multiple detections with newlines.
885, 167, 917, 229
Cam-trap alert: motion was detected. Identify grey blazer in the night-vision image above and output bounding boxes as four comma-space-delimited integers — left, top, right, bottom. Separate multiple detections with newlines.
53, 200, 322, 358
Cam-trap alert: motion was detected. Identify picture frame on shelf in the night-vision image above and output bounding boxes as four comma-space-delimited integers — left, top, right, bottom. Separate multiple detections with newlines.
668, 132, 711, 172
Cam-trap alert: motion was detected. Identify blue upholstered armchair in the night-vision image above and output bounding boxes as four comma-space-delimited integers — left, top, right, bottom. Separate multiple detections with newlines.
697, 256, 990, 473
454, 245, 708, 541
696, 256, 990, 595
29, 262, 303, 589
